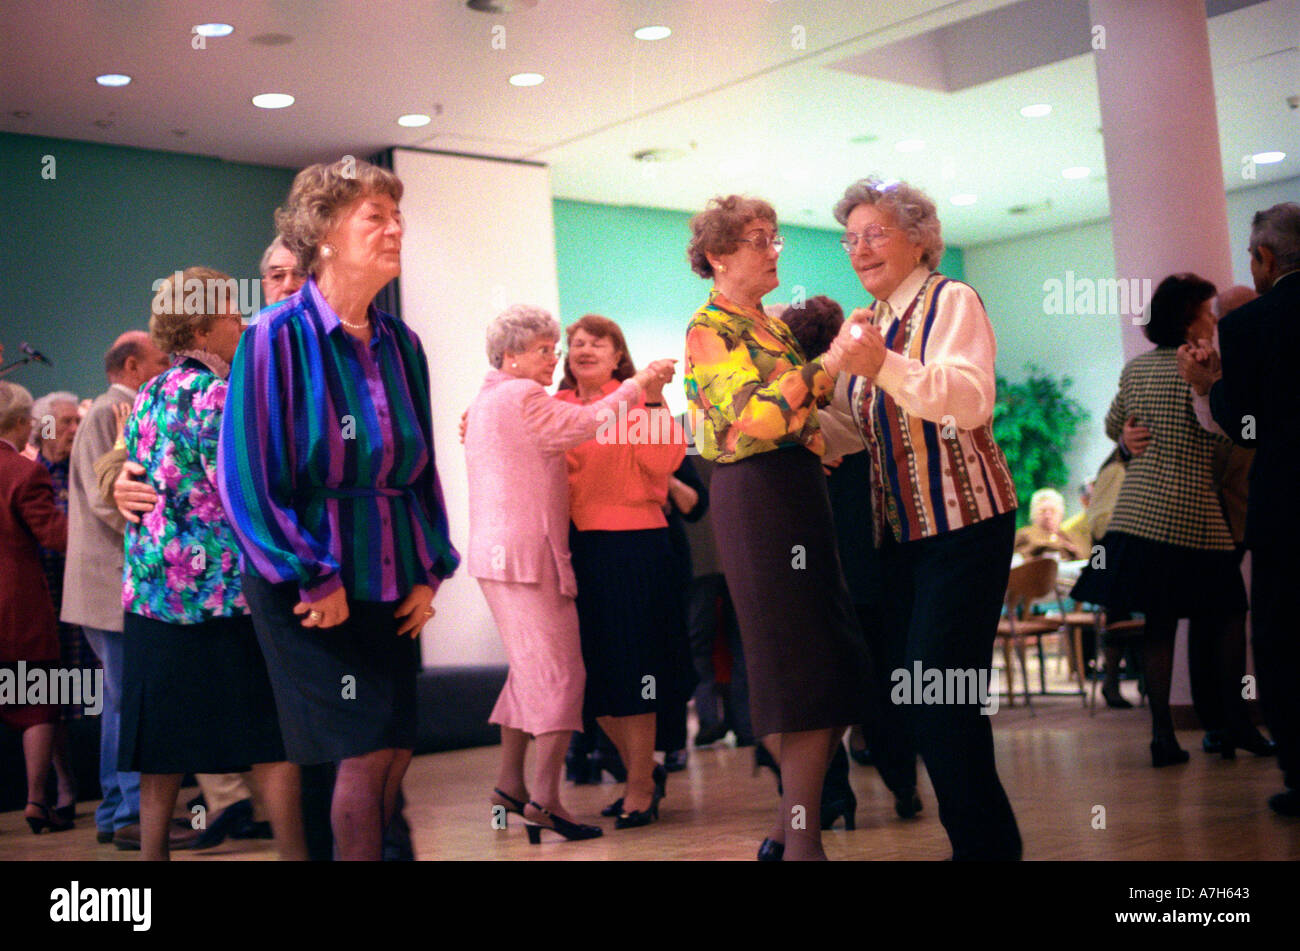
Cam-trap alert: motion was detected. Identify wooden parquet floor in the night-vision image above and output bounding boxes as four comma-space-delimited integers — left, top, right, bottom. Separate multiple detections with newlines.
4, 686, 1298, 861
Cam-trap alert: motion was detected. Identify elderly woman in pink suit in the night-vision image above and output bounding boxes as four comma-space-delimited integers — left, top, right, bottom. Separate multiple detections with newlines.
465, 304, 675, 844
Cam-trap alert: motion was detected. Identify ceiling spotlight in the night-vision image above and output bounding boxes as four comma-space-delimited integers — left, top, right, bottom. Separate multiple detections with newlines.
508, 72, 544, 87
1019, 103, 1052, 118
467, 0, 537, 12
96, 74, 131, 87
398, 114, 432, 128
634, 26, 672, 41
252, 93, 295, 109
1252, 151, 1286, 164
1062, 166, 1091, 179
193, 23, 234, 37
950, 194, 978, 206
895, 139, 925, 153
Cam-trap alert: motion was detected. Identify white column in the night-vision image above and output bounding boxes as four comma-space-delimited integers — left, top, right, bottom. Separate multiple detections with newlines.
1090, 0, 1234, 361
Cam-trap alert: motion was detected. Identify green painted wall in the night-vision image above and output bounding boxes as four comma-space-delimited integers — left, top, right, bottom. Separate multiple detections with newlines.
551, 198, 964, 384
1, 132, 294, 398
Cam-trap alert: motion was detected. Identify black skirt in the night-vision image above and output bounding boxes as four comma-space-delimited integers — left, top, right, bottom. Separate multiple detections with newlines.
710, 446, 872, 736
570, 526, 697, 721
241, 573, 419, 765
118, 612, 286, 774
1071, 530, 1248, 618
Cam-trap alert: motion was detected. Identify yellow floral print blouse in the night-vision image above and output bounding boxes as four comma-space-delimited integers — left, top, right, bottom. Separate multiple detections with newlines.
684, 289, 834, 463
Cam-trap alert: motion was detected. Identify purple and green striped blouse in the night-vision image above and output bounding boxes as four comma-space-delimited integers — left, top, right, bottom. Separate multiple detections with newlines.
217, 278, 459, 604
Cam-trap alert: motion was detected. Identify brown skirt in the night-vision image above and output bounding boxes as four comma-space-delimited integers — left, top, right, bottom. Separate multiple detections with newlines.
710, 446, 872, 736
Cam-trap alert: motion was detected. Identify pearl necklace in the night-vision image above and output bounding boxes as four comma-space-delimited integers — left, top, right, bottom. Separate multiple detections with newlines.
339, 315, 371, 330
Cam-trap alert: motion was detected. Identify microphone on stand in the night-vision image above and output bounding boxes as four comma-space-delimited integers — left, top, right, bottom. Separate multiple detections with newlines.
20, 343, 53, 366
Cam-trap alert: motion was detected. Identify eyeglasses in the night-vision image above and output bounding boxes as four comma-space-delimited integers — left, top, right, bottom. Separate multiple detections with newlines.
840, 228, 899, 252
737, 232, 784, 253
265, 266, 307, 282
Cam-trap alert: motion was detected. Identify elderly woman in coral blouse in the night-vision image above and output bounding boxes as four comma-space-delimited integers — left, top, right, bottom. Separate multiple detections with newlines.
465, 305, 674, 843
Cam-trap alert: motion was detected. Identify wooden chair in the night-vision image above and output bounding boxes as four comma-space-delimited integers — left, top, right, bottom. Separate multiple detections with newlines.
995, 558, 1076, 711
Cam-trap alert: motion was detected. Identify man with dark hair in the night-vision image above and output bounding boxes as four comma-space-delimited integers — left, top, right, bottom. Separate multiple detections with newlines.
62, 331, 174, 849
1200, 203, 1300, 817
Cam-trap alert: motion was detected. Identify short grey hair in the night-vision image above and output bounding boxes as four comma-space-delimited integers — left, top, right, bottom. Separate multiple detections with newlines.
1029, 487, 1066, 520
1250, 202, 1300, 274
259, 236, 288, 275
28, 390, 79, 447
833, 177, 945, 270
485, 305, 560, 369
0, 381, 34, 433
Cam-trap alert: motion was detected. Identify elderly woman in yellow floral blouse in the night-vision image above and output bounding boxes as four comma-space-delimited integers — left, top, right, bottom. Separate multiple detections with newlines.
684, 195, 874, 861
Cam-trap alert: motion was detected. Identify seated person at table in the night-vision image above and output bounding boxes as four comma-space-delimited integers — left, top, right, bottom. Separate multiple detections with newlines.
1014, 488, 1087, 560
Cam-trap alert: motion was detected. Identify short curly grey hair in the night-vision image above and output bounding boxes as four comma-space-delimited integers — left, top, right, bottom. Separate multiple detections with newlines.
486, 305, 560, 369
833, 178, 945, 270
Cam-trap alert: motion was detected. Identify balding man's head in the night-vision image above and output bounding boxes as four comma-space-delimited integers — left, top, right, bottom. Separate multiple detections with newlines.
1214, 285, 1258, 320
104, 330, 168, 389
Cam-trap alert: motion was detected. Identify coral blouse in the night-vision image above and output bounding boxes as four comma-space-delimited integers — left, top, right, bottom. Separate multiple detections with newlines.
556, 379, 686, 532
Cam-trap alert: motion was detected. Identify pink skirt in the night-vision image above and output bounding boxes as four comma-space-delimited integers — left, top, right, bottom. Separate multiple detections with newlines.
478, 561, 585, 736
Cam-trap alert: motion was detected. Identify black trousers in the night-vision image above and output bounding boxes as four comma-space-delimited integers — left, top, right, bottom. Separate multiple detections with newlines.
875, 511, 1022, 860
1251, 546, 1299, 790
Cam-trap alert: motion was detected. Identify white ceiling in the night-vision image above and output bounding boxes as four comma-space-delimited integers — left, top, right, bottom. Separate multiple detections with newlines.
2, 0, 1296, 246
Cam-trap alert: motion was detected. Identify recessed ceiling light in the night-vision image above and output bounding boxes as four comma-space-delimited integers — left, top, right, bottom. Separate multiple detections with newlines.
509, 72, 544, 87
634, 26, 671, 41
193, 23, 234, 37
1062, 165, 1091, 179
397, 114, 431, 128
96, 74, 131, 87
1252, 150, 1286, 164
252, 93, 295, 109
1020, 103, 1052, 118
950, 194, 978, 206
895, 139, 925, 153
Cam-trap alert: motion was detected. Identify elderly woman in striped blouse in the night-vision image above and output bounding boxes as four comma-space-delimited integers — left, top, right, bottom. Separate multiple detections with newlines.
821, 178, 1022, 861
218, 159, 460, 861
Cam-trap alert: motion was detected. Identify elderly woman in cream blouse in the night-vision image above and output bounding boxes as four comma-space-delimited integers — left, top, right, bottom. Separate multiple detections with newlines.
465, 305, 674, 844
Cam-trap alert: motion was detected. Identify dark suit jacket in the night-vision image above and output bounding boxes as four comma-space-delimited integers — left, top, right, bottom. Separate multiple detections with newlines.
1209, 271, 1300, 551
0, 439, 67, 662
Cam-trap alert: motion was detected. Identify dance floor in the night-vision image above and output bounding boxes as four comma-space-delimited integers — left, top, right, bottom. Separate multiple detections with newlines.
3, 681, 1297, 861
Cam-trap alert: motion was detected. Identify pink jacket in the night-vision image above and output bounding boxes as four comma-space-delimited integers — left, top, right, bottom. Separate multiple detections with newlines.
464, 370, 640, 596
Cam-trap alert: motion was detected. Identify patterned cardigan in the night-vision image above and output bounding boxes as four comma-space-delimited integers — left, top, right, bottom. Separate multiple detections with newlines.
1104, 347, 1234, 550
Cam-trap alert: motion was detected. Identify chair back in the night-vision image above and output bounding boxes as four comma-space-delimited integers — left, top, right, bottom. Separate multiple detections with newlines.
1004, 557, 1059, 617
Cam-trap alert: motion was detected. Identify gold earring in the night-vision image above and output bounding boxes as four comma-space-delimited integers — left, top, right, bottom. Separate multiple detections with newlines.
717, 264, 727, 272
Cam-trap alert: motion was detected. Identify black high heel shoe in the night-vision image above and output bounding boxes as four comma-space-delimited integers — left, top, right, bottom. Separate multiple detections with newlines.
821, 743, 856, 830
614, 769, 666, 830
1151, 734, 1190, 767
757, 837, 784, 861
26, 802, 73, 835
490, 788, 529, 825
754, 743, 782, 795
1221, 729, 1277, 760
523, 802, 603, 843
602, 763, 666, 817
821, 795, 856, 831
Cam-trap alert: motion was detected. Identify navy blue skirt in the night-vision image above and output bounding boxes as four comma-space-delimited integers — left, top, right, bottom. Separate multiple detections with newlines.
119, 612, 286, 774
570, 526, 696, 721
1071, 530, 1248, 618
241, 573, 419, 765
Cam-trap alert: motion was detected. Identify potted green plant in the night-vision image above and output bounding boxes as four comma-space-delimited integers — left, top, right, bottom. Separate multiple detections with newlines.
993, 366, 1090, 525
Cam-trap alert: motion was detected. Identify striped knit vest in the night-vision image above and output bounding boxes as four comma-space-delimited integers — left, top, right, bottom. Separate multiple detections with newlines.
850, 273, 1018, 544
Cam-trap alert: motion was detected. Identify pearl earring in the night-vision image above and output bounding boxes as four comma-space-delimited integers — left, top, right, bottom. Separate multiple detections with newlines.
510, 361, 518, 368
717, 264, 727, 272
321, 243, 337, 259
